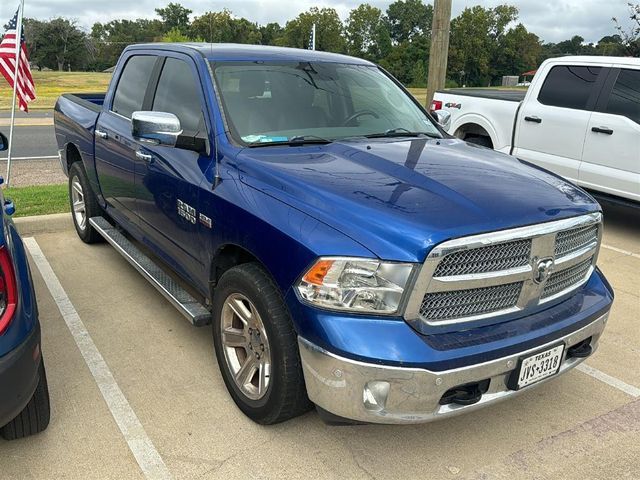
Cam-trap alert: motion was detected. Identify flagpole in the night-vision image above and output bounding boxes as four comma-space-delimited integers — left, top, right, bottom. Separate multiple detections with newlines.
5, 0, 25, 188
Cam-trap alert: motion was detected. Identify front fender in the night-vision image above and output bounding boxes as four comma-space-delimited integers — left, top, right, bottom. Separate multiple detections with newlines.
199, 176, 375, 297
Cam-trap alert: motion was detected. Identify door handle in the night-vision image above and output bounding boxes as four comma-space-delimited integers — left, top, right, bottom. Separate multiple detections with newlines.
591, 126, 613, 135
524, 116, 542, 124
135, 150, 154, 163
95, 129, 108, 139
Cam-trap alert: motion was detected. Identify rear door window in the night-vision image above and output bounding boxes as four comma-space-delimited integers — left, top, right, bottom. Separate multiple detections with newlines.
112, 55, 157, 118
152, 58, 204, 132
538, 66, 602, 110
605, 69, 640, 124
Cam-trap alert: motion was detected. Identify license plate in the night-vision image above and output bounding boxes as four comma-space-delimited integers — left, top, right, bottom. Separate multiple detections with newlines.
511, 344, 565, 389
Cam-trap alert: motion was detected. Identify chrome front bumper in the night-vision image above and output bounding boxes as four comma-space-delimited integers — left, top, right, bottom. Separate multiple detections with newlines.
299, 312, 609, 424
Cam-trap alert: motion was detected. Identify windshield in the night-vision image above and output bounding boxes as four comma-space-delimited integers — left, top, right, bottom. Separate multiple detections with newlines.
210, 61, 441, 145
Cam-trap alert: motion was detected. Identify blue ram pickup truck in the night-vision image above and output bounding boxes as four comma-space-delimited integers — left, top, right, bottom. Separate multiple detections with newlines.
0, 132, 50, 439
54, 44, 614, 425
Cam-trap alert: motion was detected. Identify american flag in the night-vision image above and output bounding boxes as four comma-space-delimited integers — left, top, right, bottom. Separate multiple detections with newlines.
0, 8, 36, 112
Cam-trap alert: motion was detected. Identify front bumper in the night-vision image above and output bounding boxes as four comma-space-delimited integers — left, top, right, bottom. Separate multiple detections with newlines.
299, 311, 608, 424
0, 325, 41, 428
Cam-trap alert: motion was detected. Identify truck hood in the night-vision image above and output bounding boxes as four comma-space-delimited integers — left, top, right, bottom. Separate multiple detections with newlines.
236, 138, 599, 262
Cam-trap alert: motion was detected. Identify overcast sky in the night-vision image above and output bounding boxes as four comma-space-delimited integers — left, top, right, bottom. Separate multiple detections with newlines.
0, 0, 634, 44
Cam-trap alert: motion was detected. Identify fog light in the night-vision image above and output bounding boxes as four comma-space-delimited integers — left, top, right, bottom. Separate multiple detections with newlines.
363, 381, 390, 412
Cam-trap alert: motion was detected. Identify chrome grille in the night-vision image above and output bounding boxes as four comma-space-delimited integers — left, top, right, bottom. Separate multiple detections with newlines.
433, 239, 531, 277
405, 213, 602, 331
420, 282, 522, 322
542, 257, 594, 299
555, 224, 599, 258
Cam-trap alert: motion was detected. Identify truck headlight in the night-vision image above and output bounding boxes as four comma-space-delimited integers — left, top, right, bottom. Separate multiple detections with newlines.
296, 257, 414, 314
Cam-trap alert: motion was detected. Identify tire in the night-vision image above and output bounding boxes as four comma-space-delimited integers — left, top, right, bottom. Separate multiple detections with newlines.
212, 263, 311, 424
68, 162, 103, 244
1, 360, 51, 440
466, 135, 493, 149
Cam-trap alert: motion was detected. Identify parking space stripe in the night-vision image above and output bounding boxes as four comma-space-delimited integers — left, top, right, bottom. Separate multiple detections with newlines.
24, 237, 173, 480
602, 244, 640, 260
0, 155, 59, 161
576, 363, 640, 398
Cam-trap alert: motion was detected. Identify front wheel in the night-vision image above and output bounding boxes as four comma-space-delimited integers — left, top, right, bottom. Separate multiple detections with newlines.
68, 162, 103, 243
212, 263, 311, 424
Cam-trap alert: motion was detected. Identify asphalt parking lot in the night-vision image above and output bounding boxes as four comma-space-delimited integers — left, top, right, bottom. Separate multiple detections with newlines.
1, 201, 638, 480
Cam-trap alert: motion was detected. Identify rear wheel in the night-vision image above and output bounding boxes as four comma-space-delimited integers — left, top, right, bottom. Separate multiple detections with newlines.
1, 360, 50, 440
68, 162, 103, 243
212, 263, 311, 424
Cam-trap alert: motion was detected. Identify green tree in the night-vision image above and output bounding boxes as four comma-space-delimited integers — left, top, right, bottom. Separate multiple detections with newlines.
33, 18, 90, 71
162, 27, 190, 42
283, 7, 345, 52
613, 3, 640, 56
555, 35, 585, 55
191, 10, 261, 43
409, 59, 427, 87
386, 0, 433, 44
345, 4, 385, 59
260, 22, 284, 45
91, 19, 164, 70
155, 3, 192, 33
23, 18, 47, 70
596, 34, 626, 56
447, 5, 519, 86
494, 23, 541, 78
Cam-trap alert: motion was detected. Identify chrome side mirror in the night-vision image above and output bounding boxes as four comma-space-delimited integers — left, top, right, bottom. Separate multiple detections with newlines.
132, 111, 182, 147
433, 109, 451, 132
0, 132, 7, 152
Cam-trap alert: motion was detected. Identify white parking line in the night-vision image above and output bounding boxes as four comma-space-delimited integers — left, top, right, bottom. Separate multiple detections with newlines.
602, 244, 640, 260
23, 237, 173, 480
576, 363, 640, 398
0, 155, 59, 161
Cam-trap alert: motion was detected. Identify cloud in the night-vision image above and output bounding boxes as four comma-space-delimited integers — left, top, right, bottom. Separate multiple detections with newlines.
1, 0, 634, 43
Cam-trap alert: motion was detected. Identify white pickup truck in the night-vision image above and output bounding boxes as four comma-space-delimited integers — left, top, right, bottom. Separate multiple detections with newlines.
432, 56, 640, 204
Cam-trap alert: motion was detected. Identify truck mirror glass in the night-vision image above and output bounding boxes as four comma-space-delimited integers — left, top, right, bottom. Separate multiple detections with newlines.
132, 111, 182, 147
433, 110, 451, 131
0, 132, 7, 152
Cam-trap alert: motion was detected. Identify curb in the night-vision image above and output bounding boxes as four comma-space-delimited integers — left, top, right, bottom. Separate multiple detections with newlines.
13, 213, 73, 236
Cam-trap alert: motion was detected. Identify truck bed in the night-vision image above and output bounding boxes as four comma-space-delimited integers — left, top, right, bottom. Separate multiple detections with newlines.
54, 93, 105, 178
59, 93, 106, 112
437, 88, 527, 102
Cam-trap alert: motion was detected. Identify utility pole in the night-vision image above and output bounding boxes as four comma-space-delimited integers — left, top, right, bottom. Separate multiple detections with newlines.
426, 0, 452, 109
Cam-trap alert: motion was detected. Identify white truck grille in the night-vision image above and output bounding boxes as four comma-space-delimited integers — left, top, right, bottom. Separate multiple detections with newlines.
405, 213, 602, 330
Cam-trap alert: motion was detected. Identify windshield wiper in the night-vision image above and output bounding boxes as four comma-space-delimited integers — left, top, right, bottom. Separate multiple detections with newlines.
364, 128, 440, 139
246, 135, 333, 148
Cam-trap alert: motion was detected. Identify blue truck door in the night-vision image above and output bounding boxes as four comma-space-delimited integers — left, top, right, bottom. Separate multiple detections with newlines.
94, 54, 160, 225
133, 55, 212, 286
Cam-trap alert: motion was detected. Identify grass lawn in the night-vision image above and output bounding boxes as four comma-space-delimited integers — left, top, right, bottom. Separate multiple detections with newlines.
0, 71, 112, 111
4, 184, 69, 218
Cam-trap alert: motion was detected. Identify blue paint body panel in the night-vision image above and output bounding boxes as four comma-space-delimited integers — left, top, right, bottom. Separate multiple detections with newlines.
0, 183, 42, 426
53, 43, 613, 372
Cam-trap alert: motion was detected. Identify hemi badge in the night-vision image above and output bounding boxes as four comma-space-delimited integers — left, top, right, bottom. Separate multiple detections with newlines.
199, 213, 213, 229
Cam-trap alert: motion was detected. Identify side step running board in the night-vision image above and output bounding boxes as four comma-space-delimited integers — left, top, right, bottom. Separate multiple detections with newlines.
89, 216, 211, 326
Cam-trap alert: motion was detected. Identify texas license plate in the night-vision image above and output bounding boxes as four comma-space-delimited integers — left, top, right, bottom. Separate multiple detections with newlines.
512, 344, 565, 389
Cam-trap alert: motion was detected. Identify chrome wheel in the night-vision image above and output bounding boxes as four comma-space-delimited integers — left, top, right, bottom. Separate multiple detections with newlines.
71, 177, 86, 231
220, 293, 272, 400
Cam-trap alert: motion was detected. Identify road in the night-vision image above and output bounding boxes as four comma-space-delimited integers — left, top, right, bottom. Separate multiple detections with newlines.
0, 125, 57, 160
0, 202, 638, 479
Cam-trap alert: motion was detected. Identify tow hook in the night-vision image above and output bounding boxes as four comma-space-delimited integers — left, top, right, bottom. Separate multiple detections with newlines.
567, 337, 593, 358
440, 379, 490, 406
